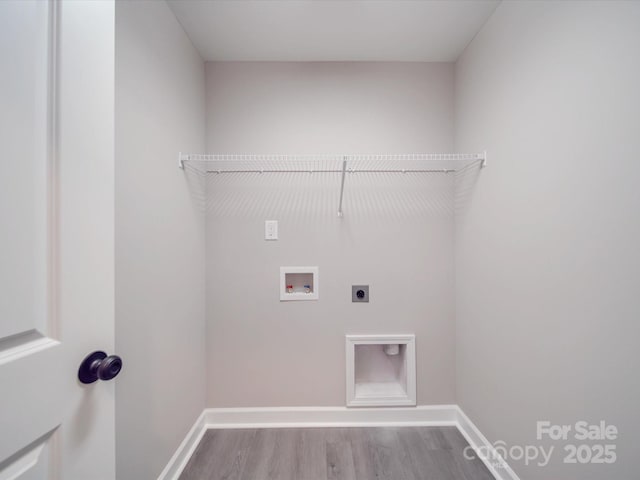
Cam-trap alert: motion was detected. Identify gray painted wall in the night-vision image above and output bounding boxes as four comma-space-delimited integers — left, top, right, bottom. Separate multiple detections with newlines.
205, 62, 456, 407
115, 2, 206, 478
454, 1, 640, 478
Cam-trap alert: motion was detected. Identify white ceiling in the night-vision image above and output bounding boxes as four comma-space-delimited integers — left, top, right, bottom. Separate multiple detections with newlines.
167, 0, 500, 62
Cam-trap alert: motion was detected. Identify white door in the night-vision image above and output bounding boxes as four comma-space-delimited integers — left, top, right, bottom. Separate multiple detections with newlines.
0, 1, 116, 479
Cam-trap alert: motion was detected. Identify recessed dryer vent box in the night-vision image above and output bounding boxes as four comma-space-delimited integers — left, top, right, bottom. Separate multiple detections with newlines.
280, 266, 319, 301
345, 334, 416, 407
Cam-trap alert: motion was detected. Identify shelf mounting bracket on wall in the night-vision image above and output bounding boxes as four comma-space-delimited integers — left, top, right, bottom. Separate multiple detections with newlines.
337, 157, 347, 218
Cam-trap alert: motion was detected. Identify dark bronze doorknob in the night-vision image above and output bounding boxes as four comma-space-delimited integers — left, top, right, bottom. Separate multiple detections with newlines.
78, 351, 123, 384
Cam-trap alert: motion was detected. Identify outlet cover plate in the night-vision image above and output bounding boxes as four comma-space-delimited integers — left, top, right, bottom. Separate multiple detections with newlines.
352, 285, 369, 302
265, 220, 278, 240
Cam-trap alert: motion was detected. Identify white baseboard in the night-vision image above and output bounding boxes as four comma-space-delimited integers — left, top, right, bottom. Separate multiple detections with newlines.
157, 410, 207, 480
204, 404, 457, 428
454, 406, 520, 480
158, 405, 519, 480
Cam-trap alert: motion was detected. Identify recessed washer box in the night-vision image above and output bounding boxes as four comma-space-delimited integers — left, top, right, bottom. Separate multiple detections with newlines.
280, 266, 319, 301
346, 334, 416, 407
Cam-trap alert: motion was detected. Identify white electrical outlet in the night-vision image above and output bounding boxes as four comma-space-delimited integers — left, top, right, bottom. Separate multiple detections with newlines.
265, 220, 278, 240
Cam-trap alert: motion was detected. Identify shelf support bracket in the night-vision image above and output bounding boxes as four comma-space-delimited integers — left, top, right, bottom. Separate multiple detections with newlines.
178, 152, 185, 169
337, 157, 348, 218
481, 150, 487, 168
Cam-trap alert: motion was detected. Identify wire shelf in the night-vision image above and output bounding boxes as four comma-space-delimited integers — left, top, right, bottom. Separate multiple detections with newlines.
179, 152, 486, 217
179, 153, 486, 174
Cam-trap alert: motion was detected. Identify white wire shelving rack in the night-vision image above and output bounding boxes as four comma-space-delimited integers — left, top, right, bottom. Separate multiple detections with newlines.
179, 152, 486, 217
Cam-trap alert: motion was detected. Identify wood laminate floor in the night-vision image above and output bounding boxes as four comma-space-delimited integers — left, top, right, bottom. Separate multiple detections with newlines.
179, 426, 494, 480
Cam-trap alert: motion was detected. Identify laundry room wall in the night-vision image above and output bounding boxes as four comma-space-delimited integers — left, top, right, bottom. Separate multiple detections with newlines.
454, 1, 640, 478
115, 1, 206, 478
204, 62, 458, 407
